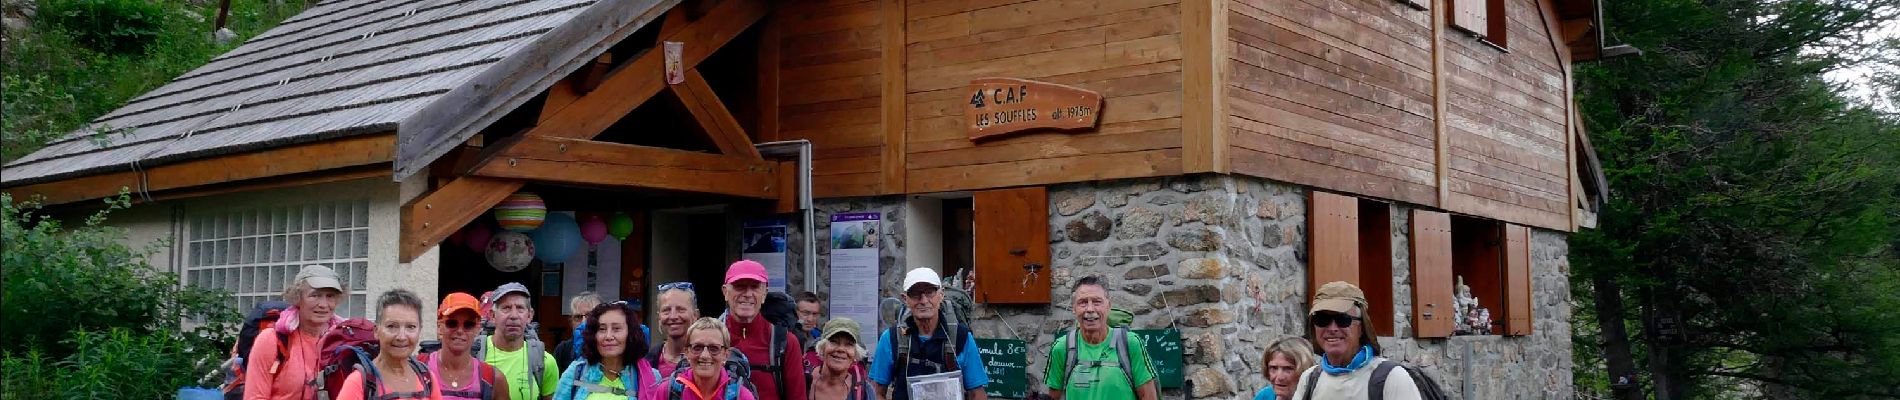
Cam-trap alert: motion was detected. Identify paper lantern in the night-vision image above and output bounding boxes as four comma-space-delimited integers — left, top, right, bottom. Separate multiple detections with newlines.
463, 222, 493, 252
493, 192, 547, 232
485, 231, 535, 272
530, 212, 582, 264
580, 213, 609, 244
607, 211, 635, 241
446, 227, 466, 250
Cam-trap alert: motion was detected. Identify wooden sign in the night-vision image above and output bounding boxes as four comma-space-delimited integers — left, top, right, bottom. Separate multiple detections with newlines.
965, 77, 1103, 140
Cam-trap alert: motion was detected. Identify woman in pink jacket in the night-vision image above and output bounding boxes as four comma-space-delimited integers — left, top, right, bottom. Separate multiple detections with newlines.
643, 318, 756, 400
245, 264, 347, 400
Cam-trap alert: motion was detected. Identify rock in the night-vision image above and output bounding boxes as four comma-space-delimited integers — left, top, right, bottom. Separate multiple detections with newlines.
1256, 200, 1280, 219
1261, 224, 1284, 248
1056, 248, 1073, 260
1105, 246, 1133, 266
1114, 207, 1163, 240
1123, 264, 1168, 280
1075, 249, 1100, 266
1168, 228, 1221, 251
1148, 194, 1180, 206
1178, 196, 1229, 226
1180, 308, 1234, 327
1177, 258, 1223, 279
1188, 367, 1232, 397
1, 17, 25, 36
1123, 283, 1153, 296
1054, 192, 1095, 216
1190, 332, 1226, 364
1170, 179, 1208, 193
1103, 190, 1133, 208
1159, 285, 1221, 305
1136, 242, 1169, 259
1064, 211, 1112, 242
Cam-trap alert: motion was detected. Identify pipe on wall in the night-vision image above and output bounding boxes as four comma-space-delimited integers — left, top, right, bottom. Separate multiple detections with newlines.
755, 140, 816, 294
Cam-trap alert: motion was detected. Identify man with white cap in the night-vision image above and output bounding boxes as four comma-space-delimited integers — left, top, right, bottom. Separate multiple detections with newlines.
1288, 281, 1422, 400
722, 260, 808, 400
870, 268, 989, 400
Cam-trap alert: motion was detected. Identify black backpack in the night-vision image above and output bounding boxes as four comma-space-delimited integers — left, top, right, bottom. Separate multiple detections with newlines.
223, 301, 290, 399
719, 292, 798, 398
1300, 361, 1448, 400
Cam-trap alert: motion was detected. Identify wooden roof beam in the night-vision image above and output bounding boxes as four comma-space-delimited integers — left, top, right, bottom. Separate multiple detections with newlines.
672, 68, 761, 159
470, 136, 779, 199
3, 134, 394, 206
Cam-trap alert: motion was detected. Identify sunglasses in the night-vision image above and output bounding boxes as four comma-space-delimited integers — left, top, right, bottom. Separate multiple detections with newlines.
442, 319, 480, 330
689, 344, 727, 355
658, 282, 695, 291
904, 287, 939, 300
1311, 312, 1361, 328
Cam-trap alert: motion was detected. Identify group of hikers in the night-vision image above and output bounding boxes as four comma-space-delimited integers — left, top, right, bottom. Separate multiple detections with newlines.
225, 261, 1436, 400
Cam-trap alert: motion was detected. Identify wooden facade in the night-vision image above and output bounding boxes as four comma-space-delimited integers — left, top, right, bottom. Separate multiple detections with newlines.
769, 0, 1596, 232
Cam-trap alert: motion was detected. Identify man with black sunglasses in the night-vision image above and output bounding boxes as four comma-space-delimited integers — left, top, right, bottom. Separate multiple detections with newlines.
1289, 281, 1423, 400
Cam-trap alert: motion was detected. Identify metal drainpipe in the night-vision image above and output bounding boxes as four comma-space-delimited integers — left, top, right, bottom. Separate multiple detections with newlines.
754, 140, 817, 294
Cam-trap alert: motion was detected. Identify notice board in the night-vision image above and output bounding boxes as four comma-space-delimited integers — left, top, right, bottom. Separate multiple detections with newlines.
1132, 329, 1185, 389
975, 338, 1030, 398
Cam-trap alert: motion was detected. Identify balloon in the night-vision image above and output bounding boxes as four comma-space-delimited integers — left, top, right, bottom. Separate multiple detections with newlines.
529, 212, 581, 264
580, 213, 609, 244
493, 192, 547, 232
485, 231, 535, 272
446, 227, 466, 250
608, 211, 635, 241
463, 222, 493, 252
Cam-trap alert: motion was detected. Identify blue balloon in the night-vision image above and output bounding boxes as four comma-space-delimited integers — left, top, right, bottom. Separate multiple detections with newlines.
529, 212, 582, 264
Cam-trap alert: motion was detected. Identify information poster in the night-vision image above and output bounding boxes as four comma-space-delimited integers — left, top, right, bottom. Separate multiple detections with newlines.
975, 338, 1030, 398
742, 218, 790, 293
561, 212, 621, 303
830, 212, 882, 343
1132, 329, 1185, 389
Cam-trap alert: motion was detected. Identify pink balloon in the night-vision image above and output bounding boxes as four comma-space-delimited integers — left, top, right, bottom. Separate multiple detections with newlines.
580, 212, 609, 244
463, 222, 494, 252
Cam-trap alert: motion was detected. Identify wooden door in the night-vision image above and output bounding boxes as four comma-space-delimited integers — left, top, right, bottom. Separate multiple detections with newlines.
973, 187, 1051, 304
1409, 210, 1455, 338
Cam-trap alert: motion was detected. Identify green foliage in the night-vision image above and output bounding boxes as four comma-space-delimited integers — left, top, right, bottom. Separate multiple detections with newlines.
1, 0, 303, 163
2, 329, 217, 400
0, 193, 239, 397
1570, 0, 1900, 398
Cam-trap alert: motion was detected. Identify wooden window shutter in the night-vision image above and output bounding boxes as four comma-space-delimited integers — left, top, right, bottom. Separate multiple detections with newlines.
1448, 0, 1488, 35
1308, 191, 1360, 295
1484, 0, 1509, 48
1503, 224, 1533, 336
1409, 210, 1455, 338
973, 187, 1051, 304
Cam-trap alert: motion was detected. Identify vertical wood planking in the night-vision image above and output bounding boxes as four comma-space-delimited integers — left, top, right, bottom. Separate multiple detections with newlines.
1182, 0, 1227, 173
881, 0, 907, 193
1503, 223, 1533, 335
973, 186, 1052, 304
1438, 0, 1573, 231
1308, 191, 1361, 296
1433, 0, 1453, 208
776, 0, 890, 197
1409, 209, 1454, 338
757, 16, 781, 143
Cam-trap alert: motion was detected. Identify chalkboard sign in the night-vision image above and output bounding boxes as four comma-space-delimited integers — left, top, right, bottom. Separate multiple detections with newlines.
975, 338, 1031, 398
1132, 329, 1185, 389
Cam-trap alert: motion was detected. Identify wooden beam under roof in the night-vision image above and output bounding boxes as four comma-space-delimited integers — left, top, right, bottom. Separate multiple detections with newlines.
2, 134, 394, 206
469, 136, 778, 199
672, 68, 762, 159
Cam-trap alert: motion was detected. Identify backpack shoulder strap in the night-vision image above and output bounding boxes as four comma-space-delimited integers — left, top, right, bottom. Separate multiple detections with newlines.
1300, 368, 1321, 400
1062, 330, 1079, 386
1112, 328, 1135, 390
668, 380, 685, 400
1368, 362, 1399, 400
270, 330, 291, 375
528, 339, 546, 388
943, 323, 960, 371
472, 335, 488, 360
892, 326, 911, 381
771, 324, 788, 395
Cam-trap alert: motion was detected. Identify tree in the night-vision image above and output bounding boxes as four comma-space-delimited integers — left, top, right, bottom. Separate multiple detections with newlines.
1572, 0, 1900, 398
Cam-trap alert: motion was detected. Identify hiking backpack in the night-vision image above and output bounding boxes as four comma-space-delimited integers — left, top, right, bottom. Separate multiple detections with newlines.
665, 371, 745, 400
717, 292, 798, 398
473, 321, 546, 392
223, 301, 290, 398
669, 348, 758, 400
309, 318, 437, 400
417, 353, 500, 400
567, 362, 648, 399
888, 320, 970, 388
1056, 327, 1138, 390
1299, 360, 1449, 400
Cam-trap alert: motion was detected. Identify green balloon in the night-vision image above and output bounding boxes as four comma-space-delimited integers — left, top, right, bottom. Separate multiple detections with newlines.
607, 211, 635, 241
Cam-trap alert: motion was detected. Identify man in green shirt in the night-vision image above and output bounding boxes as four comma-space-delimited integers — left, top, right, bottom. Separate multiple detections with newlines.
1045, 276, 1158, 400
486, 283, 561, 400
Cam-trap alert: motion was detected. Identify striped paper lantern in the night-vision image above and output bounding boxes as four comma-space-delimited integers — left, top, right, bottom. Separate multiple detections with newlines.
493, 192, 547, 232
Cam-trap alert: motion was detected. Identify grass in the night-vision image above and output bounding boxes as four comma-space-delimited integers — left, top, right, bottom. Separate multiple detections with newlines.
1, 0, 305, 164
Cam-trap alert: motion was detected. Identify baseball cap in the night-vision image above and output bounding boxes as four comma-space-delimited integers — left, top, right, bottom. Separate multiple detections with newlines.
491, 282, 532, 304
902, 268, 942, 292
295, 264, 343, 291
440, 292, 481, 319
1310, 281, 1368, 315
725, 260, 768, 285
819, 317, 863, 344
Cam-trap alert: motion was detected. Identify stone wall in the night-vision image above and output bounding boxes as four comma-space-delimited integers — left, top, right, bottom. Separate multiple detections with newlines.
787, 174, 1573, 399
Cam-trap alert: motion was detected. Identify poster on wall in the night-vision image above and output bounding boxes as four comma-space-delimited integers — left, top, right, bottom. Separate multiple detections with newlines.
830, 212, 881, 342
742, 218, 790, 293
561, 212, 622, 304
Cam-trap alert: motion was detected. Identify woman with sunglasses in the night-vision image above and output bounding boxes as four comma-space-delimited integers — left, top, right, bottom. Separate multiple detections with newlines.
642, 318, 756, 400
645, 282, 701, 379
421, 293, 510, 400
555, 301, 659, 400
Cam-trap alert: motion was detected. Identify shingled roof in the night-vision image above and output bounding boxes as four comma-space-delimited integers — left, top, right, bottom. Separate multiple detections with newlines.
2, 0, 674, 186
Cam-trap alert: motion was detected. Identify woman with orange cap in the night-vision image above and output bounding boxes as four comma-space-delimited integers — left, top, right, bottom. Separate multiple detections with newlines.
422, 292, 512, 400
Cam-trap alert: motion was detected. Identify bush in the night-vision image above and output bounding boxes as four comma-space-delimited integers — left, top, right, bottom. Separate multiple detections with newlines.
0, 193, 238, 398
40, 0, 170, 55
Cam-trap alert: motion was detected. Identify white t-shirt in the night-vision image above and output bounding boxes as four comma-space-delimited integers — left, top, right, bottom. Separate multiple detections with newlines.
1287, 358, 1423, 400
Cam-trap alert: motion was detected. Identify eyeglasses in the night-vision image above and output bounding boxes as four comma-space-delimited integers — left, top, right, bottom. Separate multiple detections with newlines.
1311, 313, 1361, 328
689, 344, 727, 355
658, 282, 695, 291
442, 319, 479, 330
904, 288, 939, 300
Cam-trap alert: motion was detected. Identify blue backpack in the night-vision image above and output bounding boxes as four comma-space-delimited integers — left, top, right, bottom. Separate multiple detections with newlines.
665, 370, 743, 400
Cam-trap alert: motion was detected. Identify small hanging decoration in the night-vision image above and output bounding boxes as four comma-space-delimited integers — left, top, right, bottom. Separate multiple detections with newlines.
579, 213, 609, 291
530, 212, 582, 264
607, 211, 635, 241
493, 192, 547, 232
463, 222, 494, 253
485, 231, 536, 272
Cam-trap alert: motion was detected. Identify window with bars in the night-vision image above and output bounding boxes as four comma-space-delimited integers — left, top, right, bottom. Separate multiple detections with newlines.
181, 199, 373, 318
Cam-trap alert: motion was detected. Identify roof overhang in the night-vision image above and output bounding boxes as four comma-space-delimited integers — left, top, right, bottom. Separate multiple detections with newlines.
1555, 0, 1641, 61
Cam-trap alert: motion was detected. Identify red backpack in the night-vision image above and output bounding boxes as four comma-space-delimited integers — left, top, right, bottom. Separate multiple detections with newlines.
310, 319, 435, 400
416, 352, 500, 400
